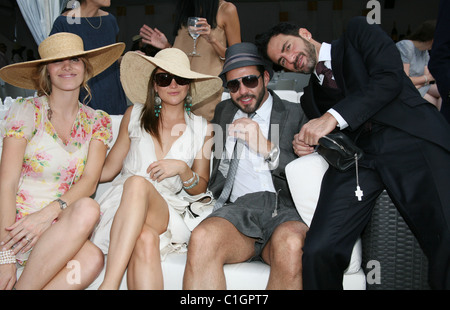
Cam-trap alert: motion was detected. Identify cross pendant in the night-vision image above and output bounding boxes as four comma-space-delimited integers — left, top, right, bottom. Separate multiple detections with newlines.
355, 186, 364, 201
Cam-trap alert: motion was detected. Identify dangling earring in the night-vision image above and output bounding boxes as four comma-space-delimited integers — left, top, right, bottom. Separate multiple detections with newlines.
154, 92, 162, 117
184, 93, 193, 115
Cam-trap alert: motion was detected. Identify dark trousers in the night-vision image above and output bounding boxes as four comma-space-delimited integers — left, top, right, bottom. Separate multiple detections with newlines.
302, 123, 450, 289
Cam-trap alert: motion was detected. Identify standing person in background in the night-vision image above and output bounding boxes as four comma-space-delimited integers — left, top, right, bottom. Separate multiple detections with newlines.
396, 20, 441, 110
51, 0, 128, 115
429, 0, 450, 123
140, 0, 241, 121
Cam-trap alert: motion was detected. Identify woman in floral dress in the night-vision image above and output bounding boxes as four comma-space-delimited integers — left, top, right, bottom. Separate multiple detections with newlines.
0, 32, 124, 290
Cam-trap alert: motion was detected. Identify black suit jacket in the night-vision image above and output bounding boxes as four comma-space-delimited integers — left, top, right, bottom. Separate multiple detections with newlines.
301, 17, 450, 152
208, 89, 308, 208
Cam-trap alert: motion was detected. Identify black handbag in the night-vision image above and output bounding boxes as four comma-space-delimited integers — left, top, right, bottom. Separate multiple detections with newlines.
316, 131, 363, 171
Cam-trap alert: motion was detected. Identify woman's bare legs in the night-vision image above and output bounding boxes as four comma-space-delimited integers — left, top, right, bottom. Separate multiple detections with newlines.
98, 176, 169, 290
15, 197, 103, 289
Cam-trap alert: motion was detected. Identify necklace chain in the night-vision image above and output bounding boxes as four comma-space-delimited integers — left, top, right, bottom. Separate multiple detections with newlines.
84, 16, 102, 29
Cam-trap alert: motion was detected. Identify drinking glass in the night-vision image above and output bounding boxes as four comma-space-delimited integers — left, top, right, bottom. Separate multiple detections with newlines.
187, 17, 201, 56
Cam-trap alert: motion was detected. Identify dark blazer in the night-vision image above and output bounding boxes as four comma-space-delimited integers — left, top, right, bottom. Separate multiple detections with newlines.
208, 89, 308, 208
301, 17, 450, 152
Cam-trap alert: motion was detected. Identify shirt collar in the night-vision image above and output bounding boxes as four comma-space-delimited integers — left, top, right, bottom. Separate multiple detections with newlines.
315, 42, 332, 78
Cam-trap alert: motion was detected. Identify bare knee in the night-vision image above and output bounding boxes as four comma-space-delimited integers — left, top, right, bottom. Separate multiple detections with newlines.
123, 175, 153, 195
133, 226, 160, 263
268, 221, 307, 265
187, 220, 222, 263
68, 197, 100, 233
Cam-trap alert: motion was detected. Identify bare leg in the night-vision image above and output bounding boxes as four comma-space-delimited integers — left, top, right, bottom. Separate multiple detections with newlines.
262, 221, 308, 290
15, 198, 102, 289
127, 224, 163, 289
99, 176, 169, 290
183, 217, 256, 289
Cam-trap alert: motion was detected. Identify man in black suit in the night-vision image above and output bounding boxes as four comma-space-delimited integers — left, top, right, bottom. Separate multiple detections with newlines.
429, 0, 450, 123
183, 42, 309, 289
256, 17, 450, 289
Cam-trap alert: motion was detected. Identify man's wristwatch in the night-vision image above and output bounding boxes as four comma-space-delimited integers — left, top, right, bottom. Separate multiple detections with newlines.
56, 198, 68, 210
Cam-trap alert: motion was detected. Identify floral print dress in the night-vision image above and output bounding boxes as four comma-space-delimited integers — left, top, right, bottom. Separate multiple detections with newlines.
0, 96, 112, 263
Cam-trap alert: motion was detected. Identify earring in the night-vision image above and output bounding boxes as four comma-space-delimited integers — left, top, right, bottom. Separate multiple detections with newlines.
155, 93, 162, 117
185, 93, 193, 115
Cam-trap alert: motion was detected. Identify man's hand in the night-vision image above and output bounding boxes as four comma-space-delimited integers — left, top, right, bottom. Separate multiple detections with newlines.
297, 112, 338, 147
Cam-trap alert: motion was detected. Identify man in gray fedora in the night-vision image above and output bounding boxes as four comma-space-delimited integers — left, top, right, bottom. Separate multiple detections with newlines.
183, 42, 309, 289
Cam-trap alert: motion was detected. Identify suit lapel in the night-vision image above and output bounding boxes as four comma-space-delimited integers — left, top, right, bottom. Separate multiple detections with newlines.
331, 38, 346, 92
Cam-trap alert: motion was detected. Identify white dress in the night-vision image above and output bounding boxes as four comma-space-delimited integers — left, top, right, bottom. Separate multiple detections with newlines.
91, 103, 209, 259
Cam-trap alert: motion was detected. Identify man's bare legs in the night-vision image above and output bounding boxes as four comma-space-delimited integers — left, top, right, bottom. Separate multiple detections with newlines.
183, 217, 255, 289
183, 217, 307, 289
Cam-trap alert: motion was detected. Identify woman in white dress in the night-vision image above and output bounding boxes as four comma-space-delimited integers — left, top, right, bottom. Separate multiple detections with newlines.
91, 48, 222, 289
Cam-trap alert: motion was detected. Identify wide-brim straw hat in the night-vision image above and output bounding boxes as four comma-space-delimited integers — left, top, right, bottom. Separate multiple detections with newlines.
0, 32, 125, 90
120, 49, 222, 105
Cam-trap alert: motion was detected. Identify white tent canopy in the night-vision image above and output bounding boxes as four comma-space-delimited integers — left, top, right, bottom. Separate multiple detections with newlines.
16, 0, 66, 45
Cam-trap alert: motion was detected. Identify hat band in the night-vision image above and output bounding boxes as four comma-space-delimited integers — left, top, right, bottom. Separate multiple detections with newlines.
222, 53, 264, 72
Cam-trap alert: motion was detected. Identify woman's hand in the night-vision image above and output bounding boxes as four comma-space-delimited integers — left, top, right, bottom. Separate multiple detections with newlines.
1, 205, 57, 255
0, 264, 16, 290
140, 25, 171, 49
146, 159, 188, 183
196, 18, 214, 44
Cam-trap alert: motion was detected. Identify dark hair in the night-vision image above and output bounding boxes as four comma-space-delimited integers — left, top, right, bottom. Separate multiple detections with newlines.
255, 22, 301, 60
407, 20, 436, 42
140, 69, 161, 144
172, 0, 219, 37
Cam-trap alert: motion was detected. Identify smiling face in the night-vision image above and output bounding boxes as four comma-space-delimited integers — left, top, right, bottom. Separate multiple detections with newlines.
266, 31, 318, 74
47, 57, 85, 93
226, 65, 269, 114
153, 69, 190, 108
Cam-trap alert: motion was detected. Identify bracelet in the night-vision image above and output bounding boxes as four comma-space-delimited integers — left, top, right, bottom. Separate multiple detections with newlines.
424, 75, 429, 85
0, 250, 16, 265
183, 172, 199, 190
182, 171, 197, 185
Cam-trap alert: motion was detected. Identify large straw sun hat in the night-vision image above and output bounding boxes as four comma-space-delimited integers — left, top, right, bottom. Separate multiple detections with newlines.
120, 48, 222, 105
0, 32, 125, 90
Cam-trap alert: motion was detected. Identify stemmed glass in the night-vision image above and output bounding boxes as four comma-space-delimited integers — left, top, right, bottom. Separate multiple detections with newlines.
187, 17, 201, 57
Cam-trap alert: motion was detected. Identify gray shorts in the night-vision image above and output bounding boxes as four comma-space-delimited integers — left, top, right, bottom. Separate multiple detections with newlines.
207, 191, 304, 261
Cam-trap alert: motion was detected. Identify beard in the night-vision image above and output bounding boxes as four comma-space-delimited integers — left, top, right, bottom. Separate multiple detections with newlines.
294, 38, 317, 74
231, 86, 266, 115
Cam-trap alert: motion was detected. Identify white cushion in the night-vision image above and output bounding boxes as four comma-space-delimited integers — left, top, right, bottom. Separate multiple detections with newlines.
285, 153, 363, 275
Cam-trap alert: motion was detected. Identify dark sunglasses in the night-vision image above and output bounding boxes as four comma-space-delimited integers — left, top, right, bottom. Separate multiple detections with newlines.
155, 73, 191, 87
226, 74, 262, 93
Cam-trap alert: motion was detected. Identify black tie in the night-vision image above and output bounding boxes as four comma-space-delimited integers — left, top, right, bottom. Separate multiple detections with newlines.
316, 61, 338, 89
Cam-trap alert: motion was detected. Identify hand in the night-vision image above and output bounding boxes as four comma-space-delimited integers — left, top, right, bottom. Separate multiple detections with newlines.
1, 207, 56, 255
292, 133, 315, 156
0, 264, 16, 290
228, 117, 271, 156
140, 25, 170, 49
195, 18, 214, 43
146, 159, 187, 182
297, 112, 338, 146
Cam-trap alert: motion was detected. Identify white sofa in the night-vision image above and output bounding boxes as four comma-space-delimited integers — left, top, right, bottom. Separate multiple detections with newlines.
87, 90, 366, 290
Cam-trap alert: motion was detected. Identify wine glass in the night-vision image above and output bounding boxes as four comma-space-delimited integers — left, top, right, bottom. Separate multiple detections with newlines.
187, 17, 201, 57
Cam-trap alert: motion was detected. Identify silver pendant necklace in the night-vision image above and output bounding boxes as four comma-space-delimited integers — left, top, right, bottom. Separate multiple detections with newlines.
85, 15, 102, 29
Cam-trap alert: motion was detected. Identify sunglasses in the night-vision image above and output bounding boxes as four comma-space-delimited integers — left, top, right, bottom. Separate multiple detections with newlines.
226, 74, 262, 93
155, 73, 191, 87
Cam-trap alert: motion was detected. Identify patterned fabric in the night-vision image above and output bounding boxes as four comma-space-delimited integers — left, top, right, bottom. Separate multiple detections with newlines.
1, 96, 112, 221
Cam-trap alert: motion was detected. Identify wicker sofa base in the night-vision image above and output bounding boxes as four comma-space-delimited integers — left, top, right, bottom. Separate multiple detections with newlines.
361, 191, 430, 290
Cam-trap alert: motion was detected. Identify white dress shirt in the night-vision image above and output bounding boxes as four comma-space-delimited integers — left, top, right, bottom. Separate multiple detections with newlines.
224, 93, 276, 202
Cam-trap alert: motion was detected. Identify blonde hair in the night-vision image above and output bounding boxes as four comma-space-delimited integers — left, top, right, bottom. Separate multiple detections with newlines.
33, 57, 94, 104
